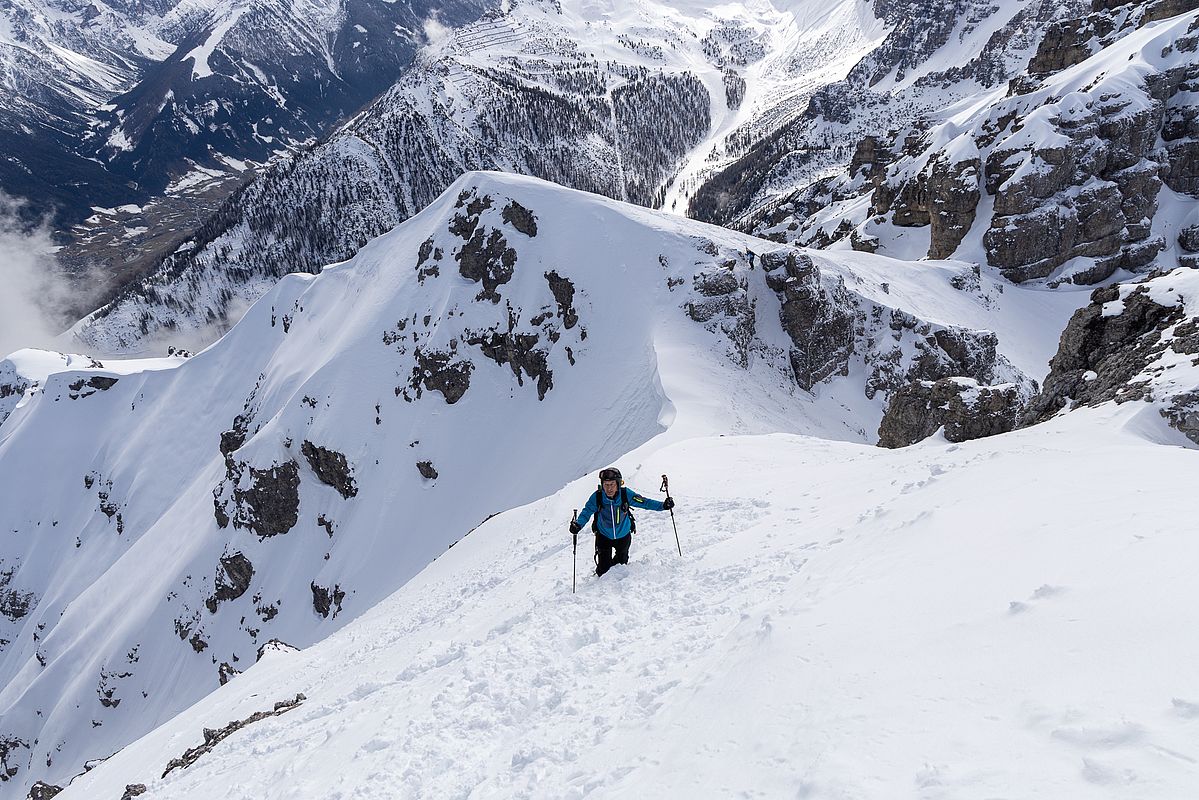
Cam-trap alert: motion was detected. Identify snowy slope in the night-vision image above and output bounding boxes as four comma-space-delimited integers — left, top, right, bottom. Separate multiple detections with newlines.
0, 171, 1070, 796
55, 403, 1199, 799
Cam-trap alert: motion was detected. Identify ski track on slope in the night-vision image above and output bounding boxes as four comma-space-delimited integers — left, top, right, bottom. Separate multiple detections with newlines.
60, 406, 1199, 799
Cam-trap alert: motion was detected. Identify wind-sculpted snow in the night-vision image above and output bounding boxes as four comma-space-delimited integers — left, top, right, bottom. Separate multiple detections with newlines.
0, 172, 1056, 795
54, 408, 1199, 798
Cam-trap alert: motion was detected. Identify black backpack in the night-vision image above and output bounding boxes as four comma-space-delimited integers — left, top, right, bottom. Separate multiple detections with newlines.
591, 486, 636, 534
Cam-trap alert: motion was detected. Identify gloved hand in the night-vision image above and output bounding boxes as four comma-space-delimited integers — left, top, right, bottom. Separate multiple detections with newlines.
663, 496, 675, 510
569, 520, 582, 534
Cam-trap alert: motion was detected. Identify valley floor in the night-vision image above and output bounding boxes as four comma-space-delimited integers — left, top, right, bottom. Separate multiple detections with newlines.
62, 403, 1199, 799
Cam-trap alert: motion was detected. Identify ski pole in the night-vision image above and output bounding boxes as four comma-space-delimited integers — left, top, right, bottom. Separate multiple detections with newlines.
660, 474, 682, 557
571, 509, 578, 593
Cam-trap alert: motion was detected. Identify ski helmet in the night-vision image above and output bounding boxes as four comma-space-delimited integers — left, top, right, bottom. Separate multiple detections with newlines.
599, 467, 622, 484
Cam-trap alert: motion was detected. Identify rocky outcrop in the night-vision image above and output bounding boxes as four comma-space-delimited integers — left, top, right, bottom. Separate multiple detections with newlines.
544, 272, 579, 330
762, 252, 856, 391
310, 583, 345, 619
204, 554, 255, 614
686, 265, 755, 369
1022, 268, 1199, 442
27, 782, 62, 799
66, 376, 118, 400
927, 155, 982, 259
214, 460, 302, 539
466, 328, 553, 401
0, 366, 31, 428
416, 461, 438, 480
501, 201, 538, 237
300, 441, 358, 499
0, 564, 35, 622
405, 349, 474, 405
757, 249, 1031, 404
878, 378, 1024, 447
161, 694, 305, 779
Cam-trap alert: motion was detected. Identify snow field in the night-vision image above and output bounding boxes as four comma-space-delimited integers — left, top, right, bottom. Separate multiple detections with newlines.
61, 403, 1199, 799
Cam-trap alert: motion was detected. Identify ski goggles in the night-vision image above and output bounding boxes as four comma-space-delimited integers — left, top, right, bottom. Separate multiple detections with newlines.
598, 468, 622, 483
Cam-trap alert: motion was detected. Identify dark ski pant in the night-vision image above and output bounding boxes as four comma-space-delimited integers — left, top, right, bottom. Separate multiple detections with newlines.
595, 533, 631, 576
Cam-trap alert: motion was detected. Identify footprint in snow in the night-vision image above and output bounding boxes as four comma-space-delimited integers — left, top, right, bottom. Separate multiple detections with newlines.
1171, 698, 1199, 718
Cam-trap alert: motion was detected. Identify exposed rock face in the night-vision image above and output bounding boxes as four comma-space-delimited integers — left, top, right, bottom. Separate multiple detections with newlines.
0, 564, 35, 622
544, 272, 579, 329
927, 156, 982, 259
1022, 268, 1199, 442
878, 378, 1024, 447
734, 1, 1199, 286
452, 191, 518, 303
204, 554, 255, 614
756, 249, 1031, 404
300, 441, 358, 499
214, 460, 302, 539
0, 737, 28, 782
1161, 389, 1199, 444
406, 349, 474, 405
1024, 284, 1184, 421
416, 461, 438, 480
66, 376, 119, 400
687, 265, 756, 368
27, 782, 62, 799
161, 694, 305, 779
310, 583, 345, 619
0, 367, 31, 428
501, 201, 538, 237
762, 252, 855, 391
120, 784, 146, 800
466, 328, 553, 400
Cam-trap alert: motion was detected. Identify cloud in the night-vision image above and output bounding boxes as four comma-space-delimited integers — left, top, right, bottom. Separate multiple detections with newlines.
0, 194, 64, 359
422, 13, 451, 47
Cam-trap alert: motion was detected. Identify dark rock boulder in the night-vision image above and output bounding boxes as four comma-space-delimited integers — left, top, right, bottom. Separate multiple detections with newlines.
300, 441, 358, 499
204, 553, 255, 613
27, 782, 62, 799
66, 376, 119, 400
310, 583, 345, 619
502, 201, 538, 237
878, 378, 1024, 447
406, 349, 473, 405
216, 460, 302, 538
544, 272, 579, 329
417, 461, 438, 480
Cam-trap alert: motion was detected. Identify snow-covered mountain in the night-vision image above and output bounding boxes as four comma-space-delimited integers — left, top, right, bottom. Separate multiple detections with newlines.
0, 0, 490, 270
0, 171, 1086, 797
69, 0, 891, 352
703, 0, 1199, 288
71, 0, 1199, 356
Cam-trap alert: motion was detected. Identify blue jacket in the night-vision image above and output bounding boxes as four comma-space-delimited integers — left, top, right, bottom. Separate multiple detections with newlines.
577, 486, 665, 539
